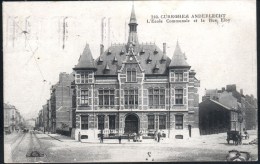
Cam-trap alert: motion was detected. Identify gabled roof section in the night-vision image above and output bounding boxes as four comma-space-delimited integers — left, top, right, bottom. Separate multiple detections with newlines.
169, 41, 190, 68
74, 43, 96, 70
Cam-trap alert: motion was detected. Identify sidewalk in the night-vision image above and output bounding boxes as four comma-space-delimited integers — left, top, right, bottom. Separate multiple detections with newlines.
46, 133, 76, 142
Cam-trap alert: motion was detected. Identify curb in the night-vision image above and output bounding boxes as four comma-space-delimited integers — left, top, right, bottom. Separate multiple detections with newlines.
46, 134, 63, 142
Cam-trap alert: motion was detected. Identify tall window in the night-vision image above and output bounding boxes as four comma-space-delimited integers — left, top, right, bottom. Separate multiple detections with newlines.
148, 115, 155, 130
124, 89, 138, 109
109, 115, 116, 130
159, 115, 166, 129
99, 89, 115, 107
175, 72, 183, 82
80, 90, 88, 105
175, 115, 183, 129
76, 72, 89, 84
148, 88, 165, 108
175, 89, 183, 105
81, 115, 88, 130
127, 68, 137, 82
98, 115, 105, 130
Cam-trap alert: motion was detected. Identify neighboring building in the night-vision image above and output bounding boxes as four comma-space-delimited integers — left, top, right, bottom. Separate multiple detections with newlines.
42, 104, 48, 132
200, 84, 258, 134
244, 95, 258, 130
199, 99, 240, 135
49, 72, 74, 135
4, 103, 24, 133
72, 5, 200, 140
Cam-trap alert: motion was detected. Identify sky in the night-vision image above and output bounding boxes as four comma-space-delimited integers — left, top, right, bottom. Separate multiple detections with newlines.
3, 1, 257, 120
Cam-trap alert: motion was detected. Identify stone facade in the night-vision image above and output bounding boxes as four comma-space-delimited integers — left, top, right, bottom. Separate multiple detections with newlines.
73, 5, 200, 140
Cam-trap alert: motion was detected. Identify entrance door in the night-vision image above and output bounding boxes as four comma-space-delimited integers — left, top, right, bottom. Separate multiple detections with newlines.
125, 114, 139, 134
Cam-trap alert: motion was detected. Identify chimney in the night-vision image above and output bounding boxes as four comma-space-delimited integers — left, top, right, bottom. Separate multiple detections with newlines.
240, 89, 243, 95
163, 43, 166, 55
100, 44, 104, 55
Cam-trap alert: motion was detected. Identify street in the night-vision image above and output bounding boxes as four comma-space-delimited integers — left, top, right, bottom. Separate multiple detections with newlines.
4, 130, 258, 163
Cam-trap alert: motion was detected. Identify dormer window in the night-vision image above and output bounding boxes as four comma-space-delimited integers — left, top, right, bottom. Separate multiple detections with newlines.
113, 56, 118, 64
104, 63, 110, 74
140, 48, 145, 54
147, 54, 152, 64
120, 49, 125, 55
153, 62, 159, 73
161, 55, 167, 63
107, 49, 111, 55
98, 56, 103, 65
154, 48, 158, 54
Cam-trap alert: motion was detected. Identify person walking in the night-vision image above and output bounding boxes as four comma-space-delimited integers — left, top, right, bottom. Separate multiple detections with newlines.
157, 131, 161, 143
78, 132, 81, 142
100, 133, 104, 143
154, 131, 157, 142
118, 135, 121, 144
128, 134, 130, 142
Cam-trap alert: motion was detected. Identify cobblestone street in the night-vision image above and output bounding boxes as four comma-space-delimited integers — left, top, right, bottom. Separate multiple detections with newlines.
4, 130, 258, 162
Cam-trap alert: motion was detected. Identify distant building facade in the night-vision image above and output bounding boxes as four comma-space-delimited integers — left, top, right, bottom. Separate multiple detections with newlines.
4, 103, 25, 133
200, 84, 257, 134
73, 5, 200, 140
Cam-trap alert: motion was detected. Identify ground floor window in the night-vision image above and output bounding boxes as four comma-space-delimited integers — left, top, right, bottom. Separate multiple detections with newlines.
159, 115, 166, 129
109, 115, 116, 130
148, 115, 155, 130
81, 115, 88, 130
98, 115, 105, 130
175, 115, 183, 129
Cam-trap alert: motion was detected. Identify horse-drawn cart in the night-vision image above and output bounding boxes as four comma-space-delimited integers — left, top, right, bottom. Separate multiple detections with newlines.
227, 131, 241, 145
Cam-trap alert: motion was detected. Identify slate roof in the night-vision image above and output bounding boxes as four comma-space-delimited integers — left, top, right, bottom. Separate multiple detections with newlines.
169, 41, 190, 68
74, 43, 96, 70
95, 43, 171, 75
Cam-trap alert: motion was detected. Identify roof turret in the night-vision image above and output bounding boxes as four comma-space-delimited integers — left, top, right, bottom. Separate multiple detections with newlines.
74, 43, 96, 70
169, 41, 190, 68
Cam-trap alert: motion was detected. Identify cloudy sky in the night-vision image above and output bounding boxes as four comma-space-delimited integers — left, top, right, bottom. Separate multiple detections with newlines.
3, 1, 256, 120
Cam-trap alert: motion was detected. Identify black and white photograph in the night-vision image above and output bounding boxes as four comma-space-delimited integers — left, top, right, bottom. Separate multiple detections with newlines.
3, 0, 257, 162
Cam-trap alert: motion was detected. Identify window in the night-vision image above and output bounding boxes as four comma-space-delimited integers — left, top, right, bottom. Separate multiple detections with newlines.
175, 115, 183, 129
175, 89, 183, 105
127, 68, 137, 82
76, 72, 89, 84
80, 90, 88, 105
148, 88, 165, 108
148, 115, 155, 130
175, 72, 183, 82
99, 89, 115, 107
159, 115, 166, 129
124, 89, 138, 109
109, 115, 116, 130
81, 115, 88, 130
98, 115, 105, 130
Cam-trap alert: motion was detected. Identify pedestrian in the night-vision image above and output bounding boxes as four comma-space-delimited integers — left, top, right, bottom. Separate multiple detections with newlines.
100, 133, 104, 143
128, 133, 130, 142
154, 131, 157, 142
119, 135, 122, 144
78, 132, 81, 142
157, 131, 161, 143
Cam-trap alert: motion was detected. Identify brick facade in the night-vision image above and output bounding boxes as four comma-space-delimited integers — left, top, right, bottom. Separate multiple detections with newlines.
73, 5, 200, 140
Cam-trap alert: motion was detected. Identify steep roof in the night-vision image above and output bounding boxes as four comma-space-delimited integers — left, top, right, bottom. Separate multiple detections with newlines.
169, 41, 190, 68
74, 43, 96, 70
129, 4, 137, 24
95, 43, 171, 75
